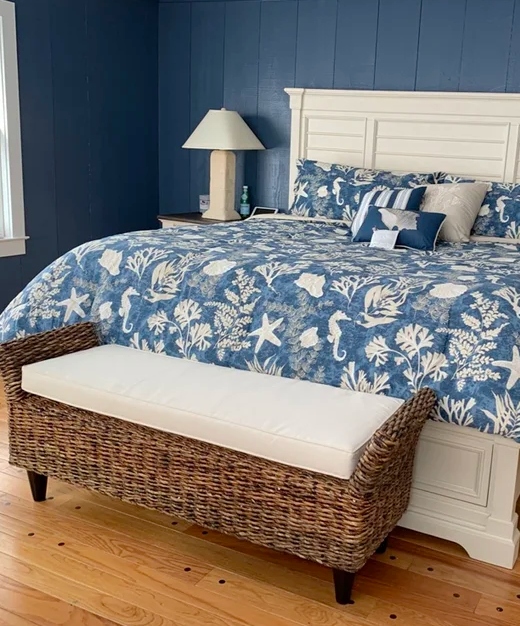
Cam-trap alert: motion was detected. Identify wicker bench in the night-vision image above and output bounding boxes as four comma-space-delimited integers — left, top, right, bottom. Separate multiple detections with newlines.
0, 322, 435, 604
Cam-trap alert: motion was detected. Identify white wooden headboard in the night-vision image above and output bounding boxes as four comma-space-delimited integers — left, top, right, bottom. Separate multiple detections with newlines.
285, 88, 520, 204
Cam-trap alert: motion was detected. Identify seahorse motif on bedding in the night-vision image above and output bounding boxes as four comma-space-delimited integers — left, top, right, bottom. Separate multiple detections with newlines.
327, 310, 350, 362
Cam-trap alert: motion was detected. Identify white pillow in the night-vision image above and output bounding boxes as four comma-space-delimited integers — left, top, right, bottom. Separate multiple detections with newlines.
421, 183, 488, 242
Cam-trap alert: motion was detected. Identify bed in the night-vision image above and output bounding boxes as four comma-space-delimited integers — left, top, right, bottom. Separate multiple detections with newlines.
2, 88, 520, 568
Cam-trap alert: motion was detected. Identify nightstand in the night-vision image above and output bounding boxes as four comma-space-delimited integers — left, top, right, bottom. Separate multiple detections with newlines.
158, 213, 224, 228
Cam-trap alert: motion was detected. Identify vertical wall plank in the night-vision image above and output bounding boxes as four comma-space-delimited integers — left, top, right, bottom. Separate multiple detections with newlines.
14, 0, 57, 246
190, 1, 225, 212
88, 0, 158, 237
0, 257, 22, 312
506, 0, 520, 92
295, 0, 337, 89
334, 0, 379, 89
223, 0, 260, 207
13, 0, 59, 288
374, 0, 422, 90
159, 2, 191, 215
416, 0, 466, 91
256, 0, 298, 209
49, 0, 91, 254
460, 0, 515, 92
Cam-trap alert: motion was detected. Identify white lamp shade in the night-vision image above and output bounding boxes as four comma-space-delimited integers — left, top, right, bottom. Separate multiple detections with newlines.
183, 108, 265, 151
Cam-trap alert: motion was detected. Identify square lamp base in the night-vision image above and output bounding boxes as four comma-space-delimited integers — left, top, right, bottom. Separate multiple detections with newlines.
202, 150, 241, 221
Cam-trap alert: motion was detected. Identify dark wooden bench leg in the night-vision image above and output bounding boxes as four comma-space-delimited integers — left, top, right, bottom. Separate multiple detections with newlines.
332, 569, 355, 604
376, 536, 389, 554
27, 471, 48, 502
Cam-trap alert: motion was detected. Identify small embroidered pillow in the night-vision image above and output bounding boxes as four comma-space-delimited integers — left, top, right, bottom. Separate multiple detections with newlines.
353, 206, 446, 251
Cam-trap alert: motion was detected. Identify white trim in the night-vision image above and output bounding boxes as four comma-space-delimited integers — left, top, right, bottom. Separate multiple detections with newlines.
285, 87, 520, 569
0, 0, 25, 257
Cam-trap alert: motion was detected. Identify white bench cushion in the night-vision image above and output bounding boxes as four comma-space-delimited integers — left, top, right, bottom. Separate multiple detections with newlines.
22, 345, 403, 479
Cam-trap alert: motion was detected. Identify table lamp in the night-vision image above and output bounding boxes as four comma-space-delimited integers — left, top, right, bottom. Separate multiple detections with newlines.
183, 109, 265, 221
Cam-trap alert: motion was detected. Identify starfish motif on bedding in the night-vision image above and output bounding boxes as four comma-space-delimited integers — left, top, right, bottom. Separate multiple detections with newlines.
493, 346, 520, 389
294, 181, 308, 202
250, 314, 284, 353
57, 288, 89, 322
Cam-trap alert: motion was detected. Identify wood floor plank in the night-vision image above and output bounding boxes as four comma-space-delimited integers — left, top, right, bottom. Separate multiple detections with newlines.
0, 606, 39, 626
0, 572, 116, 625
365, 599, 509, 626
355, 560, 481, 618
391, 536, 520, 586
72, 490, 192, 532
371, 547, 413, 571
0, 498, 212, 584
0, 462, 26, 478
0, 529, 301, 626
0, 551, 175, 626
56, 498, 193, 543
196, 567, 374, 624
408, 553, 520, 602
366, 599, 454, 626
0, 471, 76, 502
392, 527, 470, 560
475, 596, 520, 625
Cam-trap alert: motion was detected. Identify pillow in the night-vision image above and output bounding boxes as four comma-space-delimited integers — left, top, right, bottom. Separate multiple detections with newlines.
289, 159, 355, 222
420, 182, 488, 242
441, 175, 520, 239
289, 159, 437, 225
347, 166, 437, 188
353, 206, 446, 251
351, 186, 426, 237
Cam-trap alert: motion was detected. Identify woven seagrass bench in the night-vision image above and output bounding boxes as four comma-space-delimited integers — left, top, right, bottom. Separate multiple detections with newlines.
0, 322, 435, 604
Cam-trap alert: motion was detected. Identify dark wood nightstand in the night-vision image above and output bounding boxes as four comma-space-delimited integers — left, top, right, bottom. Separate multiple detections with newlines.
158, 212, 232, 228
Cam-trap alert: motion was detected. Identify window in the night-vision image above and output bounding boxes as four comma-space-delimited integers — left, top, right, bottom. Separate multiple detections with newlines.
0, 0, 25, 257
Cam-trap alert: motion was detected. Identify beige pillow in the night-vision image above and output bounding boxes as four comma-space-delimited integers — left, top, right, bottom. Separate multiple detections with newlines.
421, 183, 488, 242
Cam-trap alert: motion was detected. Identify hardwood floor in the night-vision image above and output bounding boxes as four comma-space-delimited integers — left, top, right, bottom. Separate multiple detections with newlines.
1, 391, 520, 625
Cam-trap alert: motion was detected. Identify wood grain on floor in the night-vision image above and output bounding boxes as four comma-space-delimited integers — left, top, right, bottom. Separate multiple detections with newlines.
0, 388, 520, 625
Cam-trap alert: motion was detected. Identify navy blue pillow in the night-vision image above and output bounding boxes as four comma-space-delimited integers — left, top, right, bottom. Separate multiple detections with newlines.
353, 206, 446, 251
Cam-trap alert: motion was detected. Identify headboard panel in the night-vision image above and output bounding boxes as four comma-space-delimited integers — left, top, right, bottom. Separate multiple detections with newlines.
285, 88, 520, 205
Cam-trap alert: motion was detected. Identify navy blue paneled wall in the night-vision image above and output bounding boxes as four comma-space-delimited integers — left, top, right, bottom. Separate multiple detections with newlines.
0, 0, 158, 311
159, 0, 520, 215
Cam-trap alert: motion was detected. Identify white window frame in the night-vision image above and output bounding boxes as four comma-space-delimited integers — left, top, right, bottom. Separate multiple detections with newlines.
0, 0, 25, 258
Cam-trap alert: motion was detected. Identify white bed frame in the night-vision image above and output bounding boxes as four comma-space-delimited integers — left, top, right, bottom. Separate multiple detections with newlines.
285, 87, 520, 568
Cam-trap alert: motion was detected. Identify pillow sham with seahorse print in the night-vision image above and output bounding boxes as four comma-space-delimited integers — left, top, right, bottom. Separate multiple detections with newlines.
288, 159, 438, 227
441, 174, 520, 239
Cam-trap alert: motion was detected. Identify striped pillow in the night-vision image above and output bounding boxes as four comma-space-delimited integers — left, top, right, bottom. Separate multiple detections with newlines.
351, 186, 426, 237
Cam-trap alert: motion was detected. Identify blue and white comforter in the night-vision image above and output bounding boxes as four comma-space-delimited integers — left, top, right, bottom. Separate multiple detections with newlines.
1, 218, 520, 440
